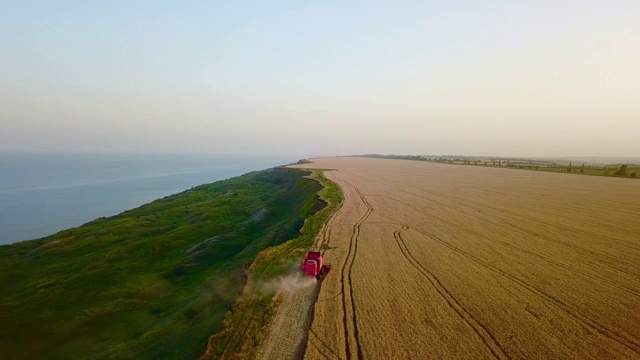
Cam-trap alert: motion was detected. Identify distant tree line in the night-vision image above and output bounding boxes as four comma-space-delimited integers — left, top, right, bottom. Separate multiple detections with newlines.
613, 164, 636, 177
359, 155, 638, 179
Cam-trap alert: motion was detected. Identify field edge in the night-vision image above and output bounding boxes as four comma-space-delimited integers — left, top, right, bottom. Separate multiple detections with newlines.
199, 169, 344, 359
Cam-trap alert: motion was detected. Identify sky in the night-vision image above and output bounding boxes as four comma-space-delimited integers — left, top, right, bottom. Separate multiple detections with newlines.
1, 1, 638, 158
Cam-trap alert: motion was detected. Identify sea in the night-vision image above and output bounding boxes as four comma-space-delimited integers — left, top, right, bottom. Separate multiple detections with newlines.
0, 153, 296, 245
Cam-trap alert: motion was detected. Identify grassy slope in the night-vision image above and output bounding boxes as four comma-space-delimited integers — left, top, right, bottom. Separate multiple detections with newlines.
0, 167, 322, 359
201, 169, 343, 360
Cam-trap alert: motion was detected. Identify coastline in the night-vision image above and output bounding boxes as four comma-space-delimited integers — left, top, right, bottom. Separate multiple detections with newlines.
0, 153, 294, 245
0, 166, 323, 358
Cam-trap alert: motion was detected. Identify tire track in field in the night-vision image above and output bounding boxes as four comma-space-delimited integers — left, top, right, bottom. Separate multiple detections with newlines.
366, 180, 639, 297
308, 330, 342, 360
378, 192, 640, 358
307, 339, 332, 360
483, 234, 640, 298
337, 177, 372, 360
382, 194, 640, 298
337, 170, 639, 357
398, 221, 640, 355
391, 226, 510, 360
297, 159, 640, 357
352, 171, 640, 351
364, 172, 639, 276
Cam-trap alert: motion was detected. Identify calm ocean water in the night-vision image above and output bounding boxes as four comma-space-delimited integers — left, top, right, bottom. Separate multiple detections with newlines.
0, 153, 295, 245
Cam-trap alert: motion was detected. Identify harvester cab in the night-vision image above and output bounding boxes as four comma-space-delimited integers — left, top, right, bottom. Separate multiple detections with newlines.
302, 251, 331, 280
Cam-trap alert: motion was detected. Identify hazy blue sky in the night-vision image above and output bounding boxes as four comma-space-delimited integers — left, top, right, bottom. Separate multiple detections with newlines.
1, 1, 638, 157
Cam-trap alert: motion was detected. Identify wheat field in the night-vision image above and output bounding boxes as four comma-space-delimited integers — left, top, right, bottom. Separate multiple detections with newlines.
284, 157, 640, 360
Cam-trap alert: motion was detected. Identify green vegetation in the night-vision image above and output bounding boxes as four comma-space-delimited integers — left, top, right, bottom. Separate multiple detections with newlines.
202, 169, 343, 359
0, 167, 324, 359
360, 154, 640, 179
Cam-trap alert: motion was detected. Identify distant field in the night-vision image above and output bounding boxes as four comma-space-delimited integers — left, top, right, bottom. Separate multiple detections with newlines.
291, 157, 640, 359
361, 154, 640, 179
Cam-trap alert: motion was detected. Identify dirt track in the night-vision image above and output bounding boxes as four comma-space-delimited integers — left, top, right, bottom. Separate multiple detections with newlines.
269, 157, 640, 359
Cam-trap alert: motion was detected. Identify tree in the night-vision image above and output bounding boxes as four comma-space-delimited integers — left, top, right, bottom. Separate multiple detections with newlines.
567, 162, 572, 173
614, 164, 628, 176
630, 172, 637, 178
581, 163, 585, 174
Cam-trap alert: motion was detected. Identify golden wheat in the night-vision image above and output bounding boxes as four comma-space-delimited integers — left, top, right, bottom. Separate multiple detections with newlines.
286, 157, 640, 360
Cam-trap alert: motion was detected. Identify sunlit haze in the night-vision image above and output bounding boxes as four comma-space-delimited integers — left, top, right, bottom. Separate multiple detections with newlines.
1, 1, 638, 157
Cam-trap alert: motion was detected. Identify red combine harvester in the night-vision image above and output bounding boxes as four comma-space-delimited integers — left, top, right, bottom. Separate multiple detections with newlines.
302, 251, 331, 280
